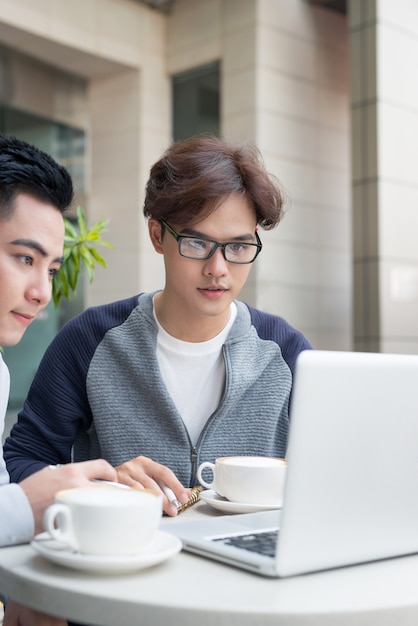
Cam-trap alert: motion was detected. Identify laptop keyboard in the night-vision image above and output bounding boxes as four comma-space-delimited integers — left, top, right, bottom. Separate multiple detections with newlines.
213, 530, 278, 557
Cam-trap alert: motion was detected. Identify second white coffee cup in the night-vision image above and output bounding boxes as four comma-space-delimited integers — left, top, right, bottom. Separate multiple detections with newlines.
197, 456, 287, 506
43, 486, 163, 556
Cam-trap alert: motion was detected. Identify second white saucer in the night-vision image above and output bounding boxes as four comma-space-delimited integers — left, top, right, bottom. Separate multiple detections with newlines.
199, 490, 282, 514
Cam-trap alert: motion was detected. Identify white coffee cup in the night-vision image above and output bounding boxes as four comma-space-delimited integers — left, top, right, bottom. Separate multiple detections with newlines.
197, 456, 287, 506
43, 486, 163, 556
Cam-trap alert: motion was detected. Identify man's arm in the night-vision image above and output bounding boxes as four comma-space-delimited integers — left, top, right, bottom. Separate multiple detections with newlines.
19, 460, 117, 535
0, 460, 117, 545
4, 297, 139, 482
4, 316, 97, 481
247, 304, 312, 375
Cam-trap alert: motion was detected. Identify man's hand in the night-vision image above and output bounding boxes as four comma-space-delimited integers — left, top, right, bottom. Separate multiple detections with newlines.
3, 600, 67, 626
116, 456, 190, 516
20, 460, 117, 535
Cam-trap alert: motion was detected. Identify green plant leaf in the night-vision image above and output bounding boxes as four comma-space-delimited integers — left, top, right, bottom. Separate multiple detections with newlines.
64, 219, 78, 239
89, 247, 107, 267
52, 207, 114, 305
76, 206, 87, 238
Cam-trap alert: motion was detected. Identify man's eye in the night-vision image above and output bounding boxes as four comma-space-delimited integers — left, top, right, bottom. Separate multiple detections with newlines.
18, 255, 33, 266
188, 239, 210, 251
229, 243, 246, 253
49, 267, 60, 279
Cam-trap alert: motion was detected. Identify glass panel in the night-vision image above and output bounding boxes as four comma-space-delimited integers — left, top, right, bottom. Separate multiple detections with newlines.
0, 106, 86, 409
172, 62, 220, 141
1, 105, 85, 198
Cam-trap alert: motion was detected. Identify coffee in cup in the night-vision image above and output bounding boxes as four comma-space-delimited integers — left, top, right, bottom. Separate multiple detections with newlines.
43, 486, 162, 556
197, 456, 287, 506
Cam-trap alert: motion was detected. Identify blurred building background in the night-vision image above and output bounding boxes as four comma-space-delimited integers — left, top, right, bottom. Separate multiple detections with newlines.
0, 0, 417, 409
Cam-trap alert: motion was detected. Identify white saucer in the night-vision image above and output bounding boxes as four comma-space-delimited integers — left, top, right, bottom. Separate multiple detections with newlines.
31, 530, 182, 574
199, 490, 282, 514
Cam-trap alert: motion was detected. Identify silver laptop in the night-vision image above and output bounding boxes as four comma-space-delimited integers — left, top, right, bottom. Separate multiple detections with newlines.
167, 350, 418, 577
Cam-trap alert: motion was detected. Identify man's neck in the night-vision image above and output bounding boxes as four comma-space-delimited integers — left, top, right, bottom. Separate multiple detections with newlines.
153, 292, 232, 342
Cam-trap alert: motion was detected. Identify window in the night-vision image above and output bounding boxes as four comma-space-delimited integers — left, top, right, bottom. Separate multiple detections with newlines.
172, 62, 220, 141
0, 107, 86, 409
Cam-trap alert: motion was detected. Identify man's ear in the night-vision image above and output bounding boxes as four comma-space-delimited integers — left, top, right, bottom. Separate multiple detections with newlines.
148, 218, 164, 253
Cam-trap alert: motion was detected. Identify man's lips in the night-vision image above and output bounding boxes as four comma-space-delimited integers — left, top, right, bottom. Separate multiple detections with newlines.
11, 311, 36, 326
197, 286, 227, 298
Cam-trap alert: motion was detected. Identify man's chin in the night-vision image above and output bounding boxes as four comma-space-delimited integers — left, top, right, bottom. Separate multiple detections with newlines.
0, 329, 25, 347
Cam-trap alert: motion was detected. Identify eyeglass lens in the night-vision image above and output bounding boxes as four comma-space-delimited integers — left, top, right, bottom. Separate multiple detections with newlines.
179, 237, 259, 263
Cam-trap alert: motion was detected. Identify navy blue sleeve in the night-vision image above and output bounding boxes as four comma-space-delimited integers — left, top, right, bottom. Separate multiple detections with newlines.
4, 296, 139, 482
246, 304, 312, 375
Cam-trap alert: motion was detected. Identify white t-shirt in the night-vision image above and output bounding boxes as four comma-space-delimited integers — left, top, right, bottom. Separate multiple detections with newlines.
155, 302, 237, 445
0, 353, 34, 546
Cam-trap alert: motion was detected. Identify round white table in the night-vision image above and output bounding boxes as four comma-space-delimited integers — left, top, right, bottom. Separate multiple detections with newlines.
1, 501, 418, 626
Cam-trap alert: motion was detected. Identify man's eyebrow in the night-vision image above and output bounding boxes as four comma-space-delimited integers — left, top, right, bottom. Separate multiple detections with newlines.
181, 228, 255, 241
10, 239, 64, 264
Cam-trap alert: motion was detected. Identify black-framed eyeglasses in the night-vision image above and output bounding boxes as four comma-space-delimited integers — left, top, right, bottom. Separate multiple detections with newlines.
160, 219, 262, 264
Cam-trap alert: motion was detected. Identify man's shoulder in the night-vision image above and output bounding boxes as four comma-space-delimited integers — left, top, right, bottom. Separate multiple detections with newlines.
81, 294, 140, 325
58, 294, 141, 346
244, 303, 302, 339
243, 303, 312, 374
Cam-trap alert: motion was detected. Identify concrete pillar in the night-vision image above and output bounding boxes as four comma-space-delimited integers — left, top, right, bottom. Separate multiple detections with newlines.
350, 0, 418, 353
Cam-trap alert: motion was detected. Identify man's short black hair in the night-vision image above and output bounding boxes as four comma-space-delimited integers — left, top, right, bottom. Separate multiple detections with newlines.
0, 133, 74, 220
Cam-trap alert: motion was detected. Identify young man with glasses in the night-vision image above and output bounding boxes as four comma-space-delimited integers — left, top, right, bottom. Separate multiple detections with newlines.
4, 135, 311, 517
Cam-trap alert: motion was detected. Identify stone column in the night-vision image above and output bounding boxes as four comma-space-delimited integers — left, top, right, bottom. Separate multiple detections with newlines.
350, 0, 418, 353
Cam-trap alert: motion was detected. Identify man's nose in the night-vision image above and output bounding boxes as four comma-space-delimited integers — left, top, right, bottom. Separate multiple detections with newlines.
202, 246, 228, 276
26, 273, 52, 306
